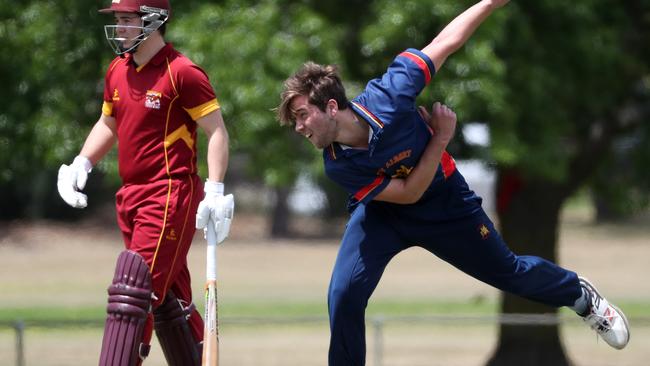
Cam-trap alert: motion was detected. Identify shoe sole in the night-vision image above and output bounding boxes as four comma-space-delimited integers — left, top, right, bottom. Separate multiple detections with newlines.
579, 276, 631, 349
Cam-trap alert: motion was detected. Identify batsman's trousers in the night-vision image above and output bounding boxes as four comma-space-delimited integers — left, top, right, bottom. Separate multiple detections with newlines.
327, 202, 582, 366
115, 174, 204, 347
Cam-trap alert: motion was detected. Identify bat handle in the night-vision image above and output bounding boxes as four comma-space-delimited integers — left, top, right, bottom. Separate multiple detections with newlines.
206, 224, 218, 281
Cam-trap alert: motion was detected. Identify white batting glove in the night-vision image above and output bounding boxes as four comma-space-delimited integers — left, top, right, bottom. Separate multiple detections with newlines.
57, 156, 93, 208
196, 180, 235, 244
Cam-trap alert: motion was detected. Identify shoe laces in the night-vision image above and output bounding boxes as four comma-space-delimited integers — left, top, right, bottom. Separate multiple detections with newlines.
580, 279, 615, 334
584, 311, 613, 334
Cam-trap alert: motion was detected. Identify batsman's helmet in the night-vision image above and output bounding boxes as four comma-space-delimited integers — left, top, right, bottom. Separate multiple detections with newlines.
100, 0, 171, 55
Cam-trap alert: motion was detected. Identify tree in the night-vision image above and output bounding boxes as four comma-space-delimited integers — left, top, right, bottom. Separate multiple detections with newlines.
322, 0, 649, 364
485, 2, 650, 364
170, 0, 345, 236
591, 130, 650, 222
0, 0, 111, 219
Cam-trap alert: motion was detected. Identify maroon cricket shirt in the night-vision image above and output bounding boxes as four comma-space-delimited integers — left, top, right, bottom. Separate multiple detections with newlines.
102, 42, 219, 184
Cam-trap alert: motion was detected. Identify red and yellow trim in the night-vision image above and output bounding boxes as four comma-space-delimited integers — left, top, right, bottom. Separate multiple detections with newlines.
351, 102, 384, 129
108, 57, 125, 73
102, 101, 113, 116
150, 177, 174, 276
354, 175, 385, 202
164, 125, 194, 150
399, 51, 432, 85
161, 176, 196, 294
166, 58, 178, 96
184, 98, 220, 121
151, 95, 179, 274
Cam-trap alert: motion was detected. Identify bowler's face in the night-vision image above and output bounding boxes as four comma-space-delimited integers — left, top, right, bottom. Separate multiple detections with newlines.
290, 95, 337, 149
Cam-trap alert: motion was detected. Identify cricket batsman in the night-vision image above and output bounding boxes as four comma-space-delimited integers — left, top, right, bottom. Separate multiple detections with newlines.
56, 0, 233, 365
276, 0, 630, 364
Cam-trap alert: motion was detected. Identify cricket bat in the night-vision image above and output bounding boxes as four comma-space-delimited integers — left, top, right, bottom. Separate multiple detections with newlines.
202, 224, 219, 366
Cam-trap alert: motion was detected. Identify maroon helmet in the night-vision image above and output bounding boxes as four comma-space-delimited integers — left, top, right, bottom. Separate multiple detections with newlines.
100, 0, 171, 55
99, 0, 171, 18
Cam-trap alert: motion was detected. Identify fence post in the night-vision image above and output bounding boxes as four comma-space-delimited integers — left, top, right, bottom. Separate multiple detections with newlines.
15, 320, 25, 366
372, 316, 384, 366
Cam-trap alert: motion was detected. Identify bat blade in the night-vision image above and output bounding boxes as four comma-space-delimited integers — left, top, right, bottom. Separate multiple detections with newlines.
202, 280, 219, 366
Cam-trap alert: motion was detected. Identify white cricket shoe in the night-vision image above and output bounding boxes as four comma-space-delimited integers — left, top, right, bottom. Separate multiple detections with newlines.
579, 277, 630, 349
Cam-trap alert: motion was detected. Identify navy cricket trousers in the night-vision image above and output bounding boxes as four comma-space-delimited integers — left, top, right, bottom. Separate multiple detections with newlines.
327, 202, 582, 366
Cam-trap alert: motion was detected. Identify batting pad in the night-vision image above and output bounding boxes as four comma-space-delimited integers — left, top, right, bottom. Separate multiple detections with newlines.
154, 290, 202, 366
99, 250, 153, 366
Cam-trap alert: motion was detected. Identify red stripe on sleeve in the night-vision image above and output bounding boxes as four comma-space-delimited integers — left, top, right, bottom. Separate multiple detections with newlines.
354, 176, 385, 202
399, 52, 432, 85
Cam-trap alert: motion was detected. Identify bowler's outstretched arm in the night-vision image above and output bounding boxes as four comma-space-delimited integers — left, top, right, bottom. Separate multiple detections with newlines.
422, 0, 509, 71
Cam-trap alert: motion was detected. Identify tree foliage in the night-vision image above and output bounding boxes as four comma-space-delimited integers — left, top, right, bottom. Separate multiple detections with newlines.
170, 0, 344, 188
359, 0, 510, 160
1, 0, 648, 224
492, 1, 649, 186
0, 0, 107, 218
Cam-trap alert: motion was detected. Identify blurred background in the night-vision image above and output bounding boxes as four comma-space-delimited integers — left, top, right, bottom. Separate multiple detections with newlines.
1, 0, 649, 365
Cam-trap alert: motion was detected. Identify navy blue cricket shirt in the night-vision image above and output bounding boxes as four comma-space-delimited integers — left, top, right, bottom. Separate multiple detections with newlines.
323, 48, 482, 219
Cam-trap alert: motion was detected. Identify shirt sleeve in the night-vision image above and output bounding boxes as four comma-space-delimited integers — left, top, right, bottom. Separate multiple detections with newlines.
177, 64, 220, 121
360, 48, 436, 124
102, 66, 114, 117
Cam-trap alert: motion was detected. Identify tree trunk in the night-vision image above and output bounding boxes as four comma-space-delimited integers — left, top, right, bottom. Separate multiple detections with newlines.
487, 170, 573, 366
270, 185, 291, 238
593, 193, 621, 223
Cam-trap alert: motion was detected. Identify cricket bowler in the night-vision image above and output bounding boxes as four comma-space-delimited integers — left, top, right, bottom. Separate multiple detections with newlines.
277, 0, 630, 364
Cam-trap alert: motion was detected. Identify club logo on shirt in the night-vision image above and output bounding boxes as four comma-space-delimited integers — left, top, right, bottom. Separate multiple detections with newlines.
392, 165, 413, 178
478, 224, 490, 240
165, 228, 178, 241
145, 90, 162, 110
112, 0, 121, 4
112, 89, 120, 102
378, 149, 414, 178
385, 150, 412, 169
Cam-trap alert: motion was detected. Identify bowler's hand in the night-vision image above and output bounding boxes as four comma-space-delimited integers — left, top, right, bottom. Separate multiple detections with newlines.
57, 155, 93, 208
196, 181, 235, 244
418, 102, 457, 146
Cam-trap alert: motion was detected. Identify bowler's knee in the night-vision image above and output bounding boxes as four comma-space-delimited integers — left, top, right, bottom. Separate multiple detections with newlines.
328, 280, 366, 317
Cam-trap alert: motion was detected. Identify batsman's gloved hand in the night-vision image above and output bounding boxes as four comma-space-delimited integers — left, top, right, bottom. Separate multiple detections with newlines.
196, 180, 234, 244
57, 155, 93, 209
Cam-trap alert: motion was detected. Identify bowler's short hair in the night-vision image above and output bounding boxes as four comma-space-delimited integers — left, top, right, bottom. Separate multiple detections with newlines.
276, 62, 349, 125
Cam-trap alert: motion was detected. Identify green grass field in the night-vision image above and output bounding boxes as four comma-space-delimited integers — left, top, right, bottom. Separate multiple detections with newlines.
1, 209, 649, 365
3, 300, 650, 326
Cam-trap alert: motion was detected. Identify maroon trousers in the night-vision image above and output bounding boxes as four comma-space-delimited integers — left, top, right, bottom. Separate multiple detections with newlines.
115, 174, 204, 347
